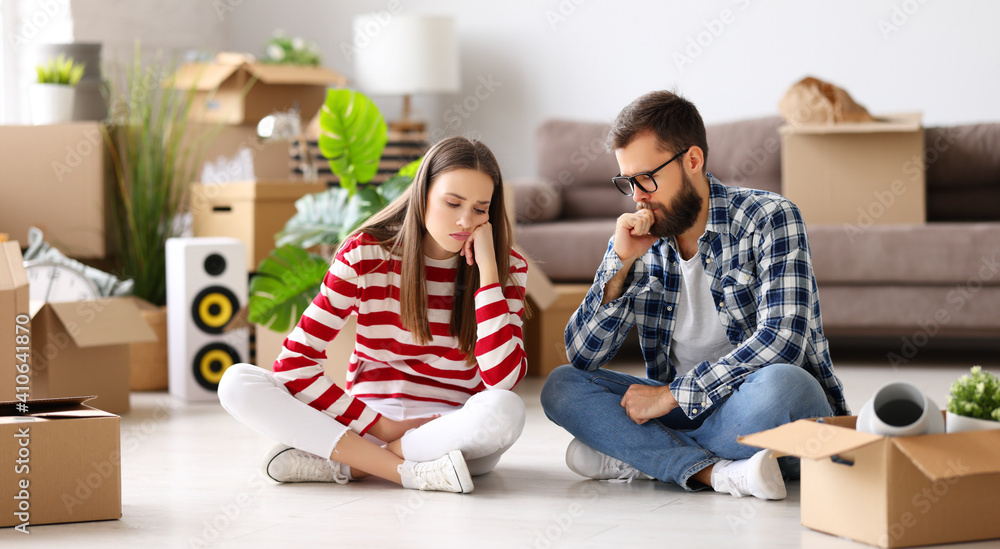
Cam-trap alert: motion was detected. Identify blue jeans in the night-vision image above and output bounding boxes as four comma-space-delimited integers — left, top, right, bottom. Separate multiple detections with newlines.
540, 363, 834, 490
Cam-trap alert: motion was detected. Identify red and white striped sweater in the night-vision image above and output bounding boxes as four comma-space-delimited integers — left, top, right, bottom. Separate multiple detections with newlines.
272, 232, 529, 435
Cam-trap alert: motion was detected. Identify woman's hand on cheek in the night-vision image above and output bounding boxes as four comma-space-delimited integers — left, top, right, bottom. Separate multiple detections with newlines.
461, 221, 494, 267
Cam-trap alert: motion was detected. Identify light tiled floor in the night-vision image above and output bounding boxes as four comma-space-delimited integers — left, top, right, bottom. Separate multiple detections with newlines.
3, 347, 998, 548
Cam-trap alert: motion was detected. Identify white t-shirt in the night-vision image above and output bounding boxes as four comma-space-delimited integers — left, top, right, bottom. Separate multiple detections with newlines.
669, 253, 737, 377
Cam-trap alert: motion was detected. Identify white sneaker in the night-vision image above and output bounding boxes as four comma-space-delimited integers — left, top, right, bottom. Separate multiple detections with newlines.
565, 438, 654, 483
711, 449, 786, 500
398, 450, 474, 493
261, 444, 350, 484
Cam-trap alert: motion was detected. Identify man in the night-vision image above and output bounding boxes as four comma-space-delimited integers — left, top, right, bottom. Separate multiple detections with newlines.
540, 91, 848, 500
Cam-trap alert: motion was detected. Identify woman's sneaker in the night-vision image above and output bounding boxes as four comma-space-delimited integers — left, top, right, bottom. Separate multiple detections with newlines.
261, 444, 350, 484
398, 450, 474, 493
565, 438, 654, 483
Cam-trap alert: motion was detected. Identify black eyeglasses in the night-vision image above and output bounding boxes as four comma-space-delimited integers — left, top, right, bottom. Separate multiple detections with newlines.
611, 148, 690, 196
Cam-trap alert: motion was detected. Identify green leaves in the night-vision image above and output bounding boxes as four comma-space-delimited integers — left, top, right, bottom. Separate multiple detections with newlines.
36, 54, 85, 86
248, 245, 331, 333
318, 89, 388, 195
277, 173, 416, 249
947, 365, 1000, 421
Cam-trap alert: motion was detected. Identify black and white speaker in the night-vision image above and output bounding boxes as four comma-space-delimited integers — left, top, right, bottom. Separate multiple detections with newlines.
166, 237, 249, 401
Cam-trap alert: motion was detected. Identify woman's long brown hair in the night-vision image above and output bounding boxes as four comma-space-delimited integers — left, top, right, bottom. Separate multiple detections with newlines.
351, 136, 513, 365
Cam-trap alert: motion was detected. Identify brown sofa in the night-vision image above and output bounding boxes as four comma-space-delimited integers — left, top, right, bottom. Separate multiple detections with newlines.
509, 117, 1000, 339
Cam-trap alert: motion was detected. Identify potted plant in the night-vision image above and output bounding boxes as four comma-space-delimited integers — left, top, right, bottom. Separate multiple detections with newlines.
248, 88, 419, 334
103, 44, 218, 389
946, 365, 1000, 433
31, 53, 85, 124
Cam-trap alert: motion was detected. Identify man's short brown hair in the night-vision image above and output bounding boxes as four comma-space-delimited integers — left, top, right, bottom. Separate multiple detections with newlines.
607, 90, 709, 170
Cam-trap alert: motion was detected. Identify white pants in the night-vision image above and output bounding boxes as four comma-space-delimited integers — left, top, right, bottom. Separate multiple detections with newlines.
218, 364, 526, 476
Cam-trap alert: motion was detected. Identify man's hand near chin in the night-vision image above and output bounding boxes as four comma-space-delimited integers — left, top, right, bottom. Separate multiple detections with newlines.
620, 384, 679, 424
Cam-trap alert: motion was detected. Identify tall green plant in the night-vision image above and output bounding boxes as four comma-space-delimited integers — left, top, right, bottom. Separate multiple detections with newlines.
103, 44, 212, 306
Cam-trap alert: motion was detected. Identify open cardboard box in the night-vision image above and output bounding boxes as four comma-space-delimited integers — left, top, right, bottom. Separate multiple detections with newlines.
780, 112, 926, 227
740, 415, 1000, 548
0, 396, 121, 529
1, 241, 30, 402
31, 298, 157, 414
172, 53, 347, 125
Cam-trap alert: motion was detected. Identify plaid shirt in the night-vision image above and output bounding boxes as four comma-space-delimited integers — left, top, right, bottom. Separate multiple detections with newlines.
565, 175, 849, 419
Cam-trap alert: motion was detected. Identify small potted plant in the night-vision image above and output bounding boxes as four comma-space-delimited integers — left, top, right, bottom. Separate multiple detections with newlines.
32, 53, 85, 124
946, 365, 1000, 433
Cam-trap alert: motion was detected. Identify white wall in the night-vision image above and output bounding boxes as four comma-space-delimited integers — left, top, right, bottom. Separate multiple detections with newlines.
9, 0, 996, 178
223, 0, 1000, 180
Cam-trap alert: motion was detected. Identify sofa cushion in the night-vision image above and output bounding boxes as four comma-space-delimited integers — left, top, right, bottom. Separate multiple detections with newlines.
563, 187, 635, 219
515, 219, 617, 282
507, 177, 562, 223
704, 116, 783, 194
925, 123, 1000, 221
536, 119, 619, 190
808, 223, 1000, 285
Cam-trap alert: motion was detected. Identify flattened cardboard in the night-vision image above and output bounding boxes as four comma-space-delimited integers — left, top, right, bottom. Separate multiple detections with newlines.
741, 416, 1000, 548
0, 396, 121, 528
0, 123, 112, 258
1, 241, 30, 402
172, 58, 347, 125
31, 298, 156, 414
780, 112, 925, 227
190, 180, 327, 272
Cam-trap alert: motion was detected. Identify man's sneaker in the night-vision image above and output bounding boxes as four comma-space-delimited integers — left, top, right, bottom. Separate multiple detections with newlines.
565, 438, 654, 483
261, 444, 350, 484
710, 449, 786, 500
398, 450, 474, 493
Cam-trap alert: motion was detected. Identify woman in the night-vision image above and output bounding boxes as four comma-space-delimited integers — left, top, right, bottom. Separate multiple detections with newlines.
219, 136, 529, 494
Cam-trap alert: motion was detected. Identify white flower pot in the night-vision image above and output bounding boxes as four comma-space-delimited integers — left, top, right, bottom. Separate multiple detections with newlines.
31, 83, 76, 125
946, 411, 1000, 433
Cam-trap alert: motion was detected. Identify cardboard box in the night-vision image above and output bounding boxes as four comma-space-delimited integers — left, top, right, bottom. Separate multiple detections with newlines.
254, 317, 355, 385
31, 298, 157, 414
129, 298, 168, 391
1, 242, 30, 401
172, 54, 347, 125
523, 276, 589, 377
190, 180, 327, 272
189, 123, 293, 181
1, 396, 121, 529
0, 123, 112, 258
741, 416, 1000, 548
780, 112, 925, 226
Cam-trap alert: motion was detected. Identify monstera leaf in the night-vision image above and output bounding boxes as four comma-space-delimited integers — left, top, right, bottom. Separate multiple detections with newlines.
275, 186, 355, 249
248, 244, 331, 333
318, 89, 388, 195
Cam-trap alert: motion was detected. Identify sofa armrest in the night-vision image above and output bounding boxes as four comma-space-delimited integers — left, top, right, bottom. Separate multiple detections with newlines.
506, 177, 563, 223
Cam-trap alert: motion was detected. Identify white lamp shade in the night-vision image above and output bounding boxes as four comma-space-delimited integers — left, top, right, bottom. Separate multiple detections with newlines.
353, 15, 460, 95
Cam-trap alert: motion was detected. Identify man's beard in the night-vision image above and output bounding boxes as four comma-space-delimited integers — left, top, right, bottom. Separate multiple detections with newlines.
638, 170, 703, 238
